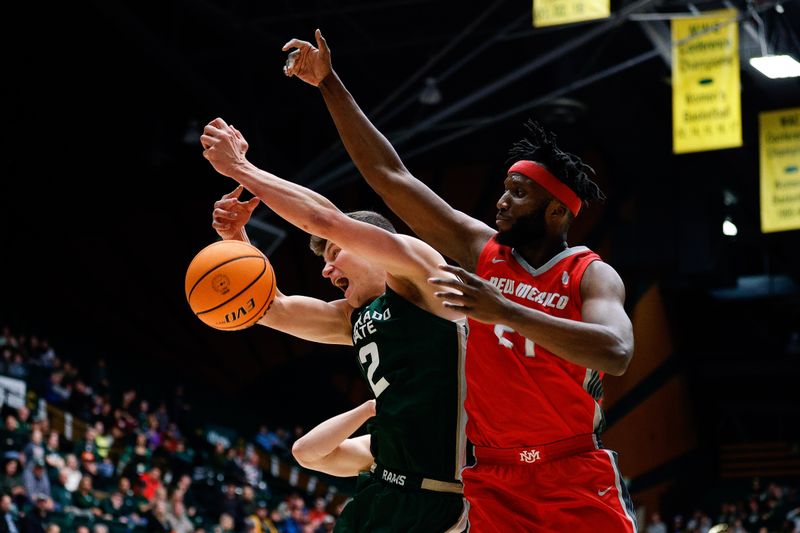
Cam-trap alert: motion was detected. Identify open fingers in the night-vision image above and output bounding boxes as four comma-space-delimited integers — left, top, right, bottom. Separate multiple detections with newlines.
212, 220, 231, 232
213, 207, 240, 223
245, 196, 260, 211
221, 185, 244, 200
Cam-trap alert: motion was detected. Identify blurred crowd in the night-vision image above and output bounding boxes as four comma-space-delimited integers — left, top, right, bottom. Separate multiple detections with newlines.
645, 479, 800, 533
1, 326, 340, 533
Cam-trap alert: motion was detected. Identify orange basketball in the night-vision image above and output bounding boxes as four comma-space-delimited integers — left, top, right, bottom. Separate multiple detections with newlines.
185, 240, 276, 331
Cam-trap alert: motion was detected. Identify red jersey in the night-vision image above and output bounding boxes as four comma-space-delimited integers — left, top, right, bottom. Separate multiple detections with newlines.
465, 237, 605, 448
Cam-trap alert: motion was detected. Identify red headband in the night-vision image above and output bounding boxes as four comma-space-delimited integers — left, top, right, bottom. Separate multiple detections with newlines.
508, 160, 582, 216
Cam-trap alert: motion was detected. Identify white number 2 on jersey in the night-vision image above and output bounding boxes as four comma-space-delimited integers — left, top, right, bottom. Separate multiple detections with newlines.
358, 342, 390, 397
493, 325, 536, 357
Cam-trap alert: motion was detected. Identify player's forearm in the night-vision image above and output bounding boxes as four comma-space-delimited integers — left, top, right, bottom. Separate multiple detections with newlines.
292, 401, 374, 464
318, 73, 479, 263
230, 161, 339, 238
505, 305, 633, 375
319, 72, 408, 191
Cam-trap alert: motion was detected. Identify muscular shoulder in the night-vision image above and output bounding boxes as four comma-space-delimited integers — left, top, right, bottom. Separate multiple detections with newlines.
580, 260, 626, 303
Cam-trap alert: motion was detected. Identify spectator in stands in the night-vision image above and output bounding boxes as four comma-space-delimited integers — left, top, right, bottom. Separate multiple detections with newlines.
135, 399, 149, 428
91, 524, 108, 533
247, 501, 278, 533
0, 327, 15, 348
43, 432, 64, 482
21, 495, 51, 533
72, 476, 101, 517
94, 455, 115, 491
117, 476, 145, 518
209, 441, 228, 475
144, 415, 162, 450
673, 514, 684, 533
241, 448, 262, 488
119, 432, 151, 478
240, 485, 257, 518
23, 458, 51, 501
92, 422, 112, 461
223, 447, 246, 486
44, 372, 70, 406
61, 454, 82, 492
44, 525, 59, 533
1, 459, 26, 500
160, 422, 182, 454
79, 449, 98, 479
166, 499, 193, 533
111, 407, 137, 439
145, 500, 171, 533
13, 336, 28, 359
0, 494, 20, 533
100, 491, 128, 524
1, 416, 26, 456
254, 426, 285, 456
729, 518, 748, 533
168, 439, 194, 479
66, 379, 93, 421
23, 428, 45, 465
218, 483, 243, 531
73, 426, 97, 462
50, 470, 72, 511
746, 498, 764, 531
7, 354, 27, 381
32, 338, 56, 370
307, 498, 329, 529
14, 408, 31, 437
216, 513, 235, 533
154, 402, 170, 432
138, 466, 163, 503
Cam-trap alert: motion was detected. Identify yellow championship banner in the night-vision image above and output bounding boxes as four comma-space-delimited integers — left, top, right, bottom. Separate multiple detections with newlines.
671, 9, 742, 154
760, 108, 800, 233
533, 0, 609, 27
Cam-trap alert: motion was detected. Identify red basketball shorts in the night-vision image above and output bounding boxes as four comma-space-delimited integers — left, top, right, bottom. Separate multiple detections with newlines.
462, 438, 637, 532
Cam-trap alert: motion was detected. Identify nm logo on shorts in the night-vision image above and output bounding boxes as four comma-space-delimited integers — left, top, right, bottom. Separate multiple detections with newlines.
519, 449, 541, 463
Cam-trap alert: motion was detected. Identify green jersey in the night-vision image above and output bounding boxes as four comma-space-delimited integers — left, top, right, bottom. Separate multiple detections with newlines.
351, 286, 468, 482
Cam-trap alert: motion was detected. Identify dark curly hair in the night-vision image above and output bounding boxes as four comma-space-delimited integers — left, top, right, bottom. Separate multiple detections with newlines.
507, 120, 605, 208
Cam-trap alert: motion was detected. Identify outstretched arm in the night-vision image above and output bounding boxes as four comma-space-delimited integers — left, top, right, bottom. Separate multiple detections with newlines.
258, 292, 353, 345
282, 30, 494, 271
212, 186, 353, 345
430, 262, 634, 375
202, 120, 462, 311
292, 400, 375, 477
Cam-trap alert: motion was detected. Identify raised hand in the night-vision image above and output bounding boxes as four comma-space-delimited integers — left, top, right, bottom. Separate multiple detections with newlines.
282, 29, 332, 87
428, 264, 512, 324
201, 117, 249, 178
212, 185, 260, 241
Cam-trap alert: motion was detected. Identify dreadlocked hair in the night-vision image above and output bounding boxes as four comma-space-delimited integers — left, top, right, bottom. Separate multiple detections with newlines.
507, 120, 605, 206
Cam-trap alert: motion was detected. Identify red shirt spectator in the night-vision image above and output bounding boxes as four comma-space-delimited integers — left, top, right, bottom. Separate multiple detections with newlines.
138, 467, 162, 502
